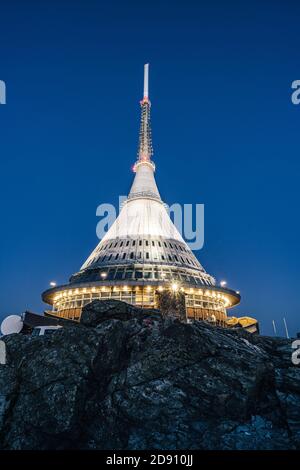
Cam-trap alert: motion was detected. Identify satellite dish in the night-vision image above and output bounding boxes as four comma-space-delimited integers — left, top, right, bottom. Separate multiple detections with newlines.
1, 315, 23, 336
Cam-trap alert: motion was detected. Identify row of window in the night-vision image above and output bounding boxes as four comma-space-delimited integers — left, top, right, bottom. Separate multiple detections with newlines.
186, 309, 227, 322
87, 251, 199, 267
84, 238, 201, 269
54, 291, 225, 312
98, 239, 190, 253
72, 266, 213, 286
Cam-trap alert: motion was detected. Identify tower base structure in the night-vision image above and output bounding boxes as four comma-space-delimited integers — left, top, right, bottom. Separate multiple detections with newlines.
42, 271, 241, 327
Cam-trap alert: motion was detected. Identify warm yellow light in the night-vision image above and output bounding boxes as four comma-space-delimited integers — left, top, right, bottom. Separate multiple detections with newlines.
123, 286, 128, 291
158, 286, 163, 292
101, 272, 107, 279
146, 286, 152, 292
171, 283, 178, 292
92, 287, 96, 292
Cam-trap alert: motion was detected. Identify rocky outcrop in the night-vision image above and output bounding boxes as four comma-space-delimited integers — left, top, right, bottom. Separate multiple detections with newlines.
81, 299, 161, 327
0, 300, 299, 450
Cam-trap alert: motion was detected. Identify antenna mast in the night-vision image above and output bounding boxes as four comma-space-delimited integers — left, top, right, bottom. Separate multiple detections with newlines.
143, 63, 149, 99
283, 317, 290, 339
134, 63, 155, 170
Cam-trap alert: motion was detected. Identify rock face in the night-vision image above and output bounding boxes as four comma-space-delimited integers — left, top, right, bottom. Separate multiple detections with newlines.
0, 300, 299, 450
81, 299, 162, 327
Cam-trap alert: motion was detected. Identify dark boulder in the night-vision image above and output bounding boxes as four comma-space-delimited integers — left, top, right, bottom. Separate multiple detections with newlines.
80, 299, 161, 327
0, 300, 299, 450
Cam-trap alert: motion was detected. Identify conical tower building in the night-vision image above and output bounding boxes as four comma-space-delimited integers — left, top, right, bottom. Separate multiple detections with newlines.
42, 64, 240, 322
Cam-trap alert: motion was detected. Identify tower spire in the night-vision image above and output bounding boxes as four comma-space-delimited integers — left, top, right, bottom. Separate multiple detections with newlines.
130, 63, 159, 200
137, 63, 153, 164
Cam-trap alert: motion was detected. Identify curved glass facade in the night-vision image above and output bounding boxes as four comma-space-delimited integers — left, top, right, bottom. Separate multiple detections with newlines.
48, 284, 229, 325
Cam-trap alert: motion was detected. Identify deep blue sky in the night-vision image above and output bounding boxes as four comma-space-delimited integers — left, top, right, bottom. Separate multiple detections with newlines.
0, 0, 299, 336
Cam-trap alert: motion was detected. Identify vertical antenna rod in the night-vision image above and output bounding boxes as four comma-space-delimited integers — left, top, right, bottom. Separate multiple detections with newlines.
283, 317, 290, 339
272, 320, 277, 336
144, 63, 149, 99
